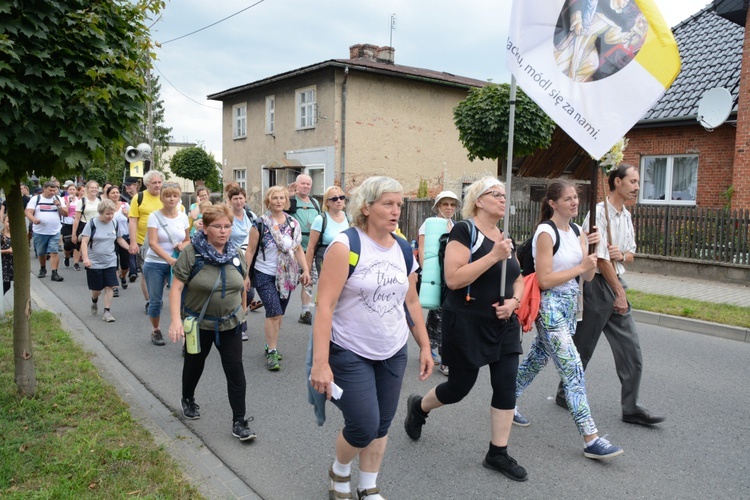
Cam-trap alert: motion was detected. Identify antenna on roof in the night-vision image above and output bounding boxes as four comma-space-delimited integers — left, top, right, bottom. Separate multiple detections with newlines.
390, 13, 396, 48
697, 87, 732, 132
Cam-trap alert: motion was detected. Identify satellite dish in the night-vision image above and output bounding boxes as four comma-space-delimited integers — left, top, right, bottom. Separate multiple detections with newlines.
697, 87, 732, 131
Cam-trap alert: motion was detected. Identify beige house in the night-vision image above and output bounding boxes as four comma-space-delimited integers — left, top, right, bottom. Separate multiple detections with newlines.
208, 44, 496, 210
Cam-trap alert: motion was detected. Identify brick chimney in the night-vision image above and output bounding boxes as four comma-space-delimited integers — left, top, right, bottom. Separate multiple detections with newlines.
731, 8, 750, 210
349, 44, 395, 64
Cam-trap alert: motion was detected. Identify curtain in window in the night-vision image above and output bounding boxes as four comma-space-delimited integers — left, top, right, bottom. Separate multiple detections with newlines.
643, 157, 667, 200
671, 157, 698, 201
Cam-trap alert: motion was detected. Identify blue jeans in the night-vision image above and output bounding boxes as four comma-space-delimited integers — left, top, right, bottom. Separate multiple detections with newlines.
329, 342, 408, 448
142, 261, 171, 319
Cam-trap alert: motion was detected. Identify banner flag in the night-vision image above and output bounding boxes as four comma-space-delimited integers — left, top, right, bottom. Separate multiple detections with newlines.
506, 0, 680, 159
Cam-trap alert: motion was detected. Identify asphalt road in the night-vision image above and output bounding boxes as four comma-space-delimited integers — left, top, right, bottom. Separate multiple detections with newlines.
33, 263, 750, 499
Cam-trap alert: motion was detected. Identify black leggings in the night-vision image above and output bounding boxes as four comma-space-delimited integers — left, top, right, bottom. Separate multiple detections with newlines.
182, 326, 246, 421
435, 354, 519, 410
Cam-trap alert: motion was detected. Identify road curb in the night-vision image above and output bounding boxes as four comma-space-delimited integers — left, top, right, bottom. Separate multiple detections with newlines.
633, 309, 749, 343
30, 274, 262, 500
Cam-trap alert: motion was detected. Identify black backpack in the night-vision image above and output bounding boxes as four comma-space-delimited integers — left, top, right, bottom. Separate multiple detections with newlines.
517, 220, 580, 276
86, 217, 119, 249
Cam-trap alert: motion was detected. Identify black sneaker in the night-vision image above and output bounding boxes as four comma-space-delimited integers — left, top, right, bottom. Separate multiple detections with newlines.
73, 263, 81, 271
298, 311, 312, 325
180, 397, 200, 420
483, 451, 529, 482
121, 277, 128, 290
64, 256, 70, 267
129, 274, 137, 283
37, 268, 47, 278
50, 271, 63, 282
404, 394, 427, 441
151, 330, 165, 346
112, 287, 119, 297
144, 302, 149, 315
232, 419, 257, 441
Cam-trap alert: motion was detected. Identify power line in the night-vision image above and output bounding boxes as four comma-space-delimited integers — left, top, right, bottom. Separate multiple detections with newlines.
159, 0, 266, 45
154, 65, 221, 110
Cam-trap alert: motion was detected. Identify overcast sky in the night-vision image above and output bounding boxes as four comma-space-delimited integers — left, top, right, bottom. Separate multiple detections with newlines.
150, 0, 711, 163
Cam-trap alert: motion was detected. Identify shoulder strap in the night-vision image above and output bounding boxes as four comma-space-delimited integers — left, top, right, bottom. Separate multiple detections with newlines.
344, 227, 360, 278
137, 191, 144, 206
87, 218, 96, 248
315, 213, 329, 255
312, 197, 321, 213
539, 220, 580, 255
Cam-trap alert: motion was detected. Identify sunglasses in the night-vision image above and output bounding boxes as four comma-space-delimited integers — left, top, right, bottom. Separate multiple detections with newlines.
328, 195, 346, 202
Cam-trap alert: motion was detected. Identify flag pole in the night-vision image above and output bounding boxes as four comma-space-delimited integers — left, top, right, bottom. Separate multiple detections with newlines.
500, 76, 517, 301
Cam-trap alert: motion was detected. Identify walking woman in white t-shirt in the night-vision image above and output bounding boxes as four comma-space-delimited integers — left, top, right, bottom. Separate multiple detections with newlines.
143, 183, 190, 346
310, 176, 432, 500
514, 180, 624, 460
305, 185, 349, 276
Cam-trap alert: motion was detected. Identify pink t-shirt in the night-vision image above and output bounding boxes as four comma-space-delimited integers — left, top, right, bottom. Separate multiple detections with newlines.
328, 228, 417, 360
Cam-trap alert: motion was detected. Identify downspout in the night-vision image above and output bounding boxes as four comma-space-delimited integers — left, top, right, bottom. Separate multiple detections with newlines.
340, 66, 349, 188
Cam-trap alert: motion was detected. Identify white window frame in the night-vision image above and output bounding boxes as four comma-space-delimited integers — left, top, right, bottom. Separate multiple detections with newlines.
233, 103, 247, 139
639, 154, 698, 206
265, 96, 275, 135
296, 86, 316, 130
233, 168, 247, 189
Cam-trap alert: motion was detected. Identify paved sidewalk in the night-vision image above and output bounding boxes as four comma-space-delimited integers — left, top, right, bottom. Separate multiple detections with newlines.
624, 271, 750, 308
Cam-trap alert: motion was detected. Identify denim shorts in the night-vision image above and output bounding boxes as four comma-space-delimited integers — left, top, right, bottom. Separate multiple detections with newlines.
33, 232, 61, 256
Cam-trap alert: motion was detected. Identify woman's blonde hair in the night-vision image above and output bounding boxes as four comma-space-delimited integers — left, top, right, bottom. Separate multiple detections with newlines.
347, 176, 403, 230
461, 176, 504, 219
160, 182, 181, 200
202, 203, 232, 227
322, 185, 344, 214
263, 186, 290, 210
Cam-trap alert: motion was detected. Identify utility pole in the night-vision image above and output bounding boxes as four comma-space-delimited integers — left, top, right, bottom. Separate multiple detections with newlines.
390, 13, 396, 48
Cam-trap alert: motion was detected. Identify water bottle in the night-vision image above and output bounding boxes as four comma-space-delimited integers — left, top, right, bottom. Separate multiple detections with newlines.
183, 316, 200, 354
411, 239, 417, 250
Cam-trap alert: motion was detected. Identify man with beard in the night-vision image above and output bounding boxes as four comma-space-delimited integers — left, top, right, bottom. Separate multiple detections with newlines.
556, 164, 665, 426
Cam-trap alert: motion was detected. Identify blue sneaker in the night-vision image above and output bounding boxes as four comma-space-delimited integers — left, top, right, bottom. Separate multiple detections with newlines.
512, 407, 530, 427
584, 435, 624, 460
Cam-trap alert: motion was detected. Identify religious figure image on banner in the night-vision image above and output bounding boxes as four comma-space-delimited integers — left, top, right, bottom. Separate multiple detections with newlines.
506, 0, 680, 159
553, 0, 648, 82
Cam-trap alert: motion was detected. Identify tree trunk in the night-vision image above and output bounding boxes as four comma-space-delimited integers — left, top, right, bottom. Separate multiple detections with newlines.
7, 179, 36, 396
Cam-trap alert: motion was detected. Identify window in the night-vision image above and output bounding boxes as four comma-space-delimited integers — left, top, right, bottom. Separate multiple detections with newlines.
640, 155, 698, 205
265, 96, 275, 135
233, 168, 246, 189
296, 87, 316, 130
233, 104, 246, 139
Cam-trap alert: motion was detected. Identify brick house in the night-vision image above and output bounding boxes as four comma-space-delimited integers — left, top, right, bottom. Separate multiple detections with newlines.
207, 44, 495, 210
514, 1, 750, 211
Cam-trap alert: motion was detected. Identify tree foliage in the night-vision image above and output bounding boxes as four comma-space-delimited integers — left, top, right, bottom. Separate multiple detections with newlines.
86, 167, 108, 186
169, 147, 219, 192
0, 0, 164, 396
453, 83, 556, 176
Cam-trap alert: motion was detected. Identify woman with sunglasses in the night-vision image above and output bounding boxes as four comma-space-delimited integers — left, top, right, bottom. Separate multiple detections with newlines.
306, 186, 349, 276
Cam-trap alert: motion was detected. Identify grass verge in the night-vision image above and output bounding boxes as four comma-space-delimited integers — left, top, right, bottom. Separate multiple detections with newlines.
628, 289, 750, 329
0, 311, 203, 498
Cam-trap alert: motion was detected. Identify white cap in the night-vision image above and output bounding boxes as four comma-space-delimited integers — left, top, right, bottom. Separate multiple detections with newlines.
432, 190, 461, 214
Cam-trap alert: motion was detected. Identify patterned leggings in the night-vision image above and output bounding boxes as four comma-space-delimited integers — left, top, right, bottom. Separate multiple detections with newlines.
516, 288, 597, 436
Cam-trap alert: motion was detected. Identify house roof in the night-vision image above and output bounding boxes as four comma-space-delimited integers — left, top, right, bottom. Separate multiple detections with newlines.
639, 4, 744, 125
207, 58, 488, 101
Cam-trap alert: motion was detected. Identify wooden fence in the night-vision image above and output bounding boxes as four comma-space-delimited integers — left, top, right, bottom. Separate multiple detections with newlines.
400, 198, 750, 266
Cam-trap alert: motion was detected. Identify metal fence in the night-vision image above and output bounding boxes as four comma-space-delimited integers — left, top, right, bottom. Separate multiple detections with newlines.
400, 198, 750, 266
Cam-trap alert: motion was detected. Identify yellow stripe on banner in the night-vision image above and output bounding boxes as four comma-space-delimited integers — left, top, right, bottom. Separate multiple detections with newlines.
634, 0, 681, 88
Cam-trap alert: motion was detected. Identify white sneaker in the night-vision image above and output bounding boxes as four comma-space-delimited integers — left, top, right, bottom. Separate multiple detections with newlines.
102, 310, 115, 322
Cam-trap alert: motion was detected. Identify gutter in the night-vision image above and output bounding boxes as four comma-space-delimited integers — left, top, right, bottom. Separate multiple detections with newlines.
341, 66, 349, 189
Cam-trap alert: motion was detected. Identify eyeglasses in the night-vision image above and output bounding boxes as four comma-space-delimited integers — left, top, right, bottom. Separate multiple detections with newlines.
482, 191, 506, 200
328, 195, 346, 202
207, 224, 233, 231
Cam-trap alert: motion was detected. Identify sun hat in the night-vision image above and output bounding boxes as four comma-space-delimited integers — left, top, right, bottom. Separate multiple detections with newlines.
432, 190, 461, 214
63, 180, 75, 188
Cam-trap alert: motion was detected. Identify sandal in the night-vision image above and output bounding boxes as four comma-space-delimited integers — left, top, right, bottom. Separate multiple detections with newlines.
249, 300, 264, 311
357, 487, 385, 499
328, 467, 353, 499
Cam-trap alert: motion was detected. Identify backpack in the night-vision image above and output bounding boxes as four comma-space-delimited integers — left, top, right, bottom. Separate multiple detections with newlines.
436, 219, 479, 306
343, 227, 416, 328
86, 217, 119, 249
181, 249, 245, 346
517, 220, 581, 276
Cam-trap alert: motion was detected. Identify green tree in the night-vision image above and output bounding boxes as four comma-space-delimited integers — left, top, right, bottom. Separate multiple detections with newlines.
453, 83, 556, 177
169, 147, 219, 192
86, 167, 108, 187
0, 0, 164, 396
